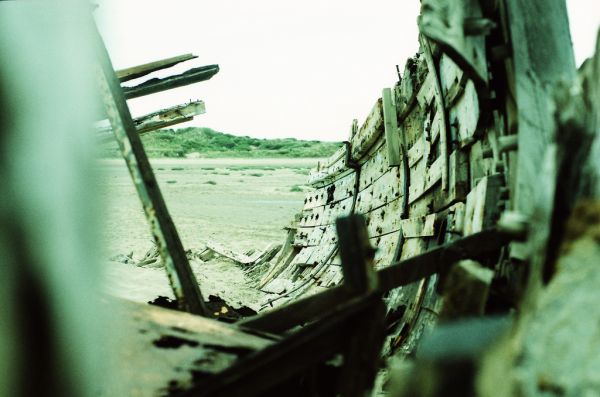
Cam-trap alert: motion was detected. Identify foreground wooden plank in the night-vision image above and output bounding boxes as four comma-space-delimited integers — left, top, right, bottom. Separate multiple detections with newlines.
99, 298, 273, 396
185, 294, 378, 397
116, 53, 198, 82
123, 64, 220, 99
95, 26, 209, 316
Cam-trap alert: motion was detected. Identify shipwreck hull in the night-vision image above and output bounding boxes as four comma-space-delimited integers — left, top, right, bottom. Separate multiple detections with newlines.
256, 0, 576, 359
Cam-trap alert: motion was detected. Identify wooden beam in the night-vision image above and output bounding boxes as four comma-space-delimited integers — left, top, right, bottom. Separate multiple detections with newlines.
239, 279, 353, 333
123, 64, 219, 100
241, 228, 517, 334
377, 228, 513, 292
116, 53, 197, 82
94, 26, 209, 316
97, 100, 205, 142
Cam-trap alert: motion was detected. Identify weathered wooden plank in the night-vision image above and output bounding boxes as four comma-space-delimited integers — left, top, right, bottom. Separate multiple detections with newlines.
355, 168, 403, 214
297, 243, 338, 281
336, 215, 378, 293
407, 137, 427, 168
123, 64, 220, 99
418, 0, 490, 89
97, 100, 206, 141
417, 72, 435, 109
116, 53, 197, 82
408, 155, 444, 204
298, 206, 325, 227
351, 98, 385, 161
401, 214, 437, 238
371, 232, 400, 270
433, 149, 469, 211
420, 35, 450, 191
463, 174, 504, 235
365, 197, 404, 238
382, 87, 402, 166
308, 145, 347, 184
439, 54, 466, 108
506, 0, 576, 227
449, 80, 480, 144
134, 100, 205, 133
319, 196, 355, 226
95, 28, 209, 316
259, 224, 299, 289
302, 171, 356, 210
396, 56, 421, 121
358, 141, 389, 190
103, 298, 273, 396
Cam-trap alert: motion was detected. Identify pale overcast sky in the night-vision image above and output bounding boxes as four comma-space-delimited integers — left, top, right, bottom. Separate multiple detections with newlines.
96, 1, 599, 141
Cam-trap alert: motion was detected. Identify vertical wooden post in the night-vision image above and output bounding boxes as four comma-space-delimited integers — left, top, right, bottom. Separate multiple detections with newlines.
382, 87, 402, 167
420, 35, 450, 192
94, 26, 209, 316
335, 215, 385, 397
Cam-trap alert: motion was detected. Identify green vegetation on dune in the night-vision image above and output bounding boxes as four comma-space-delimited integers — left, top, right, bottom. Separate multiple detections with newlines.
100, 127, 342, 158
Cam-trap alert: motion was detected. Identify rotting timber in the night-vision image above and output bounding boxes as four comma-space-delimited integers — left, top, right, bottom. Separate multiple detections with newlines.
91, 1, 600, 397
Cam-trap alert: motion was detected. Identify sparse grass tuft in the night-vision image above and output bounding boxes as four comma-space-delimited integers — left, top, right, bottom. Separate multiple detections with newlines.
204, 180, 217, 185
249, 173, 264, 177
290, 185, 303, 192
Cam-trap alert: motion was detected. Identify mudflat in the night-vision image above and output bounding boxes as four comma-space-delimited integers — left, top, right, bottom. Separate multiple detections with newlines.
97, 157, 318, 257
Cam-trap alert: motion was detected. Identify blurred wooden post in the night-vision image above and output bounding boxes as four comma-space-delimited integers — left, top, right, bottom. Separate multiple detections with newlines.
335, 215, 385, 397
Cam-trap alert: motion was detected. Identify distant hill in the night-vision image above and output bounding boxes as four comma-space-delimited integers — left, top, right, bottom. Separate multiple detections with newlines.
100, 127, 342, 158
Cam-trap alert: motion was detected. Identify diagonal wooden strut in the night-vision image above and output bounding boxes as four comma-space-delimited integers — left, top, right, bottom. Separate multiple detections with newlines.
94, 25, 209, 316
